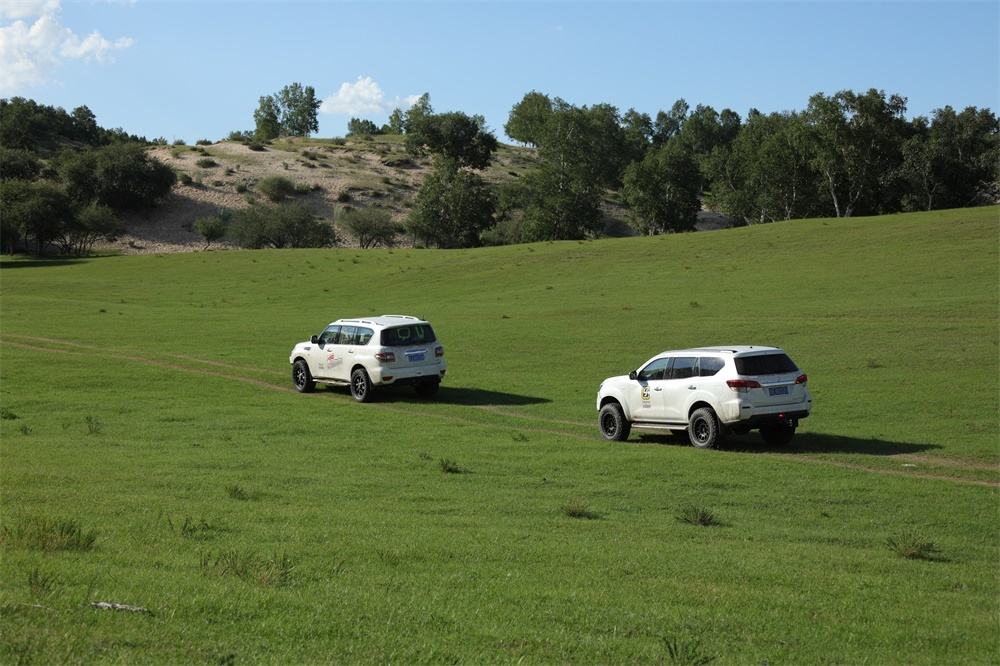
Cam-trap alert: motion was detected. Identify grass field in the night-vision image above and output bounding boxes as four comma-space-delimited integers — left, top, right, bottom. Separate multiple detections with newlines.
1, 206, 998, 663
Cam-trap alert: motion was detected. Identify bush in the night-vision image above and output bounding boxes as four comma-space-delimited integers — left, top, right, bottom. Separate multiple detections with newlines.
59, 143, 175, 211
195, 139, 213, 146
229, 202, 335, 249
248, 141, 266, 151
340, 207, 401, 248
227, 130, 252, 142
257, 175, 296, 202
196, 157, 218, 168
406, 162, 496, 248
235, 183, 248, 193
172, 139, 186, 146
336, 191, 351, 203
179, 173, 193, 185
194, 211, 229, 249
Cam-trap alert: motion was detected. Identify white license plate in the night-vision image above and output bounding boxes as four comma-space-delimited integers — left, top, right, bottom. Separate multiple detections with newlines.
768, 386, 789, 396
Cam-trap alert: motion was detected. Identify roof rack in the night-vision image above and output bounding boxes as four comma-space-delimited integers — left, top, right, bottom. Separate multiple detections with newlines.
380, 314, 418, 320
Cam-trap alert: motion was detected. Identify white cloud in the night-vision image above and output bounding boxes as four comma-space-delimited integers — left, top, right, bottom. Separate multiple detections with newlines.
320, 75, 419, 116
0, 0, 133, 91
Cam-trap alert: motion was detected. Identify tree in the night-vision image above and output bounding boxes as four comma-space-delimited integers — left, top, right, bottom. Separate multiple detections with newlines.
276, 83, 320, 137
56, 203, 122, 255
229, 202, 335, 248
347, 118, 381, 136
340, 207, 401, 248
385, 107, 405, 134
805, 89, 908, 217
653, 99, 689, 145
622, 139, 702, 234
0, 179, 74, 253
0, 148, 41, 180
504, 91, 553, 146
405, 111, 499, 169
622, 108, 654, 164
404, 93, 433, 134
194, 212, 229, 249
253, 96, 281, 141
71, 105, 100, 144
406, 162, 496, 248
59, 143, 175, 211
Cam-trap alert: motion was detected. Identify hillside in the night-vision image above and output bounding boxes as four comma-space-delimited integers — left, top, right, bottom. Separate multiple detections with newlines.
1, 206, 997, 663
117, 136, 552, 252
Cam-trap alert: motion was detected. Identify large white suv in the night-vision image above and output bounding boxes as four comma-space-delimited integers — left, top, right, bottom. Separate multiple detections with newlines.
289, 315, 446, 402
596, 346, 811, 448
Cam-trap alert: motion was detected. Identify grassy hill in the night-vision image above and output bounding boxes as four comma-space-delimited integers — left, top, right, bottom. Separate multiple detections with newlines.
1, 206, 997, 662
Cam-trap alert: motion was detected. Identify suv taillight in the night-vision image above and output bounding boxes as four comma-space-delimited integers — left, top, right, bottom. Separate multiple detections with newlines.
727, 379, 762, 392
795, 374, 808, 384
435, 346, 444, 357
375, 351, 395, 363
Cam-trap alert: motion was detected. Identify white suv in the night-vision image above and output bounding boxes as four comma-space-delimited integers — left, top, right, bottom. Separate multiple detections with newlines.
289, 315, 446, 402
596, 346, 811, 448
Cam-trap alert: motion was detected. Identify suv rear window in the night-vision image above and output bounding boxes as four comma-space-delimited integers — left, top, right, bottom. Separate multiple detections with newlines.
735, 353, 798, 376
381, 324, 436, 347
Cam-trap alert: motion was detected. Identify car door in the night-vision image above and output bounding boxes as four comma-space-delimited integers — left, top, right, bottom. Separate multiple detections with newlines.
328, 325, 356, 381
660, 356, 699, 423
312, 325, 340, 378
628, 357, 670, 421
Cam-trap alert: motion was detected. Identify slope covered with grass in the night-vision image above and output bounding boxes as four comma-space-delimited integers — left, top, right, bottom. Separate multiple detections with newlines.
1, 206, 997, 663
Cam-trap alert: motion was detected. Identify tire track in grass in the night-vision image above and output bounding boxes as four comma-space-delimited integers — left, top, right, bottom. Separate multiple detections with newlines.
3, 336, 996, 488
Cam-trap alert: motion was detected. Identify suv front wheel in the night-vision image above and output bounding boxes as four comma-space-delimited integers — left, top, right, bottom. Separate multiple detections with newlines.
599, 403, 631, 441
292, 359, 315, 393
688, 407, 723, 449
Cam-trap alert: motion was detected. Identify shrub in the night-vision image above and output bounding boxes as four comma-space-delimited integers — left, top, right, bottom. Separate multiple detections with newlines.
561, 500, 601, 520
195, 139, 212, 146
227, 130, 252, 142
247, 141, 266, 151
172, 139, 186, 146
235, 183, 248, 193
301, 150, 319, 160
194, 211, 229, 249
439, 458, 467, 474
179, 173, 193, 185
257, 175, 296, 202
330, 137, 346, 146
196, 158, 218, 168
229, 202, 335, 249
336, 191, 351, 203
340, 207, 401, 249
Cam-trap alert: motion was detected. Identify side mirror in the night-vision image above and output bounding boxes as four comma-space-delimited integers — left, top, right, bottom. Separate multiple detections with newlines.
310, 335, 319, 344
628, 370, 638, 381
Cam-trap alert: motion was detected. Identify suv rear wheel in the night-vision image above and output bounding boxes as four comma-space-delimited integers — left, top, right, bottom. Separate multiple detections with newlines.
599, 403, 631, 441
350, 367, 373, 403
688, 407, 723, 449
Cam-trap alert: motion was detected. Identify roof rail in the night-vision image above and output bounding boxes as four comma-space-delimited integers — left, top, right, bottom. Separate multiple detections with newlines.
380, 314, 418, 320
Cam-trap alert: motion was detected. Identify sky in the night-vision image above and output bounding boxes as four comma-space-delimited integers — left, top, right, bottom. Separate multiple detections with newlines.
1, 0, 997, 143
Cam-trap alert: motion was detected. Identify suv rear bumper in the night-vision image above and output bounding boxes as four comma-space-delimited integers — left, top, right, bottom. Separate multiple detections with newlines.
369, 363, 446, 386
738, 410, 810, 428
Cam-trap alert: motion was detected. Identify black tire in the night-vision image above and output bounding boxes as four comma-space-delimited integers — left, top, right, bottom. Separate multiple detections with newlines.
350, 367, 373, 403
292, 359, 315, 393
760, 423, 795, 446
598, 403, 631, 441
414, 379, 440, 398
688, 407, 723, 449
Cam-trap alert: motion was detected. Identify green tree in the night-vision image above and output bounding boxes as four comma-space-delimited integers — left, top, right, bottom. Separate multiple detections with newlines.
405, 111, 498, 169
653, 99, 689, 145
347, 118, 381, 136
0, 179, 74, 253
230, 202, 334, 248
404, 93, 433, 134
59, 143, 175, 211
340, 207, 401, 248
277, 83, 320, 137
622, 139, 702, 234
406, 161, 496, 248
194, 211, 230, 249
0, 148, 41, 180
504, 91, 553, 146
253, 96, 281, 141
622, 108, 653, 164
385, 107, 405, 134
56, 203, 122, 255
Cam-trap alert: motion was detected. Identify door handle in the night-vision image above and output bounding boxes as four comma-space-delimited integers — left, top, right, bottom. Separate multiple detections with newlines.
653, 387, 662, 392
688, 385, 696, 390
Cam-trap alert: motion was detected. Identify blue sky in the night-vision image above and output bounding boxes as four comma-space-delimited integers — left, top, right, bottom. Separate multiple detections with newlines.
2, 1, 997, 142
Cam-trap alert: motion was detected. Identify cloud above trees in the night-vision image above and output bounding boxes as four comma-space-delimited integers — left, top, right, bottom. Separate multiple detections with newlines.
320, 76, 419, 117
0, 0, 134, 92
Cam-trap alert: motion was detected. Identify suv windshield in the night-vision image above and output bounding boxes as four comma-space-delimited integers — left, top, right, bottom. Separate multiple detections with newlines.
735, 353, 798, 376
381, 324, 436, 347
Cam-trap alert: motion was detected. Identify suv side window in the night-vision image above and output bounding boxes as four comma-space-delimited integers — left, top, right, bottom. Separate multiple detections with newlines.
699, 357, 725, 377
354, 327, 374, 345
638, 358, 669, 381
319, 325, 339, 345
667, 357, 698, 380
337, 326, 357, 345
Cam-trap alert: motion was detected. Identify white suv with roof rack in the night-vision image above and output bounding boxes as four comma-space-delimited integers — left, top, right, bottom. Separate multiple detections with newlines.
289, 315, 446, 402
596, 346, 811, 448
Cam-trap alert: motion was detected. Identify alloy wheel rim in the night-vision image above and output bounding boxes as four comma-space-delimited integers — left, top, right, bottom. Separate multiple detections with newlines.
694, 419, 710, 443
601, 413, 616, 436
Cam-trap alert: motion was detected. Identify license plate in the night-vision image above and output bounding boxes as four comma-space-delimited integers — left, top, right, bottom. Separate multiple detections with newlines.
768, 386, 789, 396
407, 353, 425, 362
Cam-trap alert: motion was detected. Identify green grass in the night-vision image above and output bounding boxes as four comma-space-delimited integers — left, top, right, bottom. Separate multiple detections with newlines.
0, 206, 997, 663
